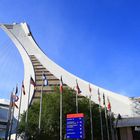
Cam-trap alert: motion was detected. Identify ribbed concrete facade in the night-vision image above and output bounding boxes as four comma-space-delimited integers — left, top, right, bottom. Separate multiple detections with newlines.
29, 55, 64, 103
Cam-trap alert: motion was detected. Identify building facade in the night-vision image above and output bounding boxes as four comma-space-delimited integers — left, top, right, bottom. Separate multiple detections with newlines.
0, 99, 9, 139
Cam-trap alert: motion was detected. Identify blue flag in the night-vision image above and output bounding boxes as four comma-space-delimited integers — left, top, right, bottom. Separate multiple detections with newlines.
42, 73, 48, 86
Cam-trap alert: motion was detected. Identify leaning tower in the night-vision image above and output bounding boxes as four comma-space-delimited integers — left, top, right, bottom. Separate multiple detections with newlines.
0, 22, 135, 117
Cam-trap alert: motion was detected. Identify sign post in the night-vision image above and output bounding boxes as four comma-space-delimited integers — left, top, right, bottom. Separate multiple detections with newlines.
66, 113, 85, 139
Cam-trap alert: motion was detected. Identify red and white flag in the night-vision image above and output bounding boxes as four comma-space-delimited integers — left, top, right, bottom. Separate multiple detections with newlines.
12, 94, 19, 102
107, 97, 111, 111
89, 84, 92, 93
10, 93, 19, 109
60, 76, 63, 94
76, 80, 81, 94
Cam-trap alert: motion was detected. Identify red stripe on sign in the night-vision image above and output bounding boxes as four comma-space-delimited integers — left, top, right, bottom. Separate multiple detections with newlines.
67, 113, 84, 118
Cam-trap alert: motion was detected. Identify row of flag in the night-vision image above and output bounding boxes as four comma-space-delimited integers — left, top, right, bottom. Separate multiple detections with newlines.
8, 73, 113, 140
60, 77, 111, 111
90, 84, 111, 111
24, 75, 112, 111
97, 88, 111, 111
11, 74, 111, 111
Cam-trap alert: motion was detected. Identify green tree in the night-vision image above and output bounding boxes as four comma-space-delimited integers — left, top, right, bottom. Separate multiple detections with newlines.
18, 87, 113, 140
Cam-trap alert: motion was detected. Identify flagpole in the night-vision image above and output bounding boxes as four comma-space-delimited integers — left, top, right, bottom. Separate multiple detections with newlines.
76, 92, 78, 140
15, 85, 23, 140
9, 85, 18, 140
107, 97, 115, 140
89, 84, 93, 140
115, 114, 121, 140
38, 72, 44, 133
103, 94, 110, 140
99, 105, 104, 140
76, 91, 78, 113
8, 103, 15, 140
109, 111, 115, 140
60, 90, 62, 140
98, 89, 104, 140
89, 95, 93, 140
76, 80, 79, 114
60, 76, 63, 140
25, 78, 31, 139
105, 107, 110, 140
9, 87, 18, 140
5, 90, 14, 140
75, 80, 81, 140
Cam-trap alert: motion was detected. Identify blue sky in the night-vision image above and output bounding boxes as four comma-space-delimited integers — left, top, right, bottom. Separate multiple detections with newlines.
0, 0, 140, 99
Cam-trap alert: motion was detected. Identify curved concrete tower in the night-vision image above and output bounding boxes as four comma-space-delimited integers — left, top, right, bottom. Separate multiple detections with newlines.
0, 22, 138, 117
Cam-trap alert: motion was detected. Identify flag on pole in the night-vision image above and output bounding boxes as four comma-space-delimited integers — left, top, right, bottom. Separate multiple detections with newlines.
30, 77, 36, 86
15, 83, 24, 140
107, 97, 114, 140
98, 89, 101, 103
107, 97, 111, 111
15, 85, 18, 95
97, 88, 104, 140
42, 73, 48, 86
12, 94, 19, 102
11, 94, 19, 109
89, 84, 92, 93
60, 76, 63, 94
103, 93, 105, 105
59, 76, 63, 140
22, 81, 26, 95
89, 84, 94, 140
103, 93, 110, 140
38, 72, 48, 133
76, 80, 81, 94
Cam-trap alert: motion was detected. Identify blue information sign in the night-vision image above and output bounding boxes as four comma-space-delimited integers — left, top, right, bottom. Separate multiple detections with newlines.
66, 113, 85, 139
